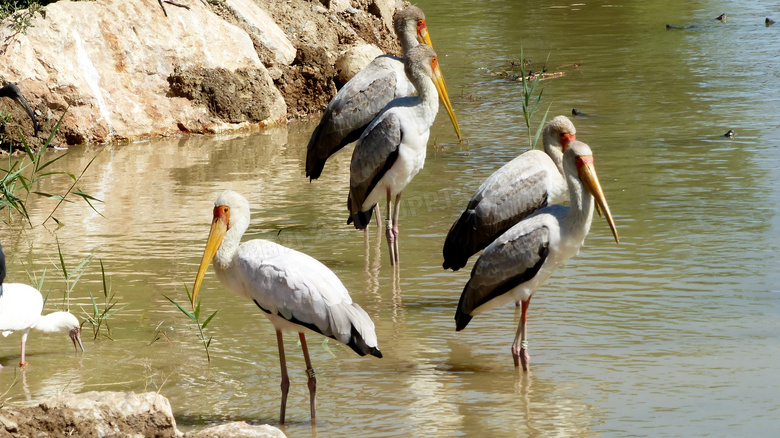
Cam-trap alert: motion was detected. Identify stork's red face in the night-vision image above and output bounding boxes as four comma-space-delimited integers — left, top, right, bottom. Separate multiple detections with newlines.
416, 19, 432, 47
192, 204, 231, 305
560, 133, 576, 151
575, 154, 619, 244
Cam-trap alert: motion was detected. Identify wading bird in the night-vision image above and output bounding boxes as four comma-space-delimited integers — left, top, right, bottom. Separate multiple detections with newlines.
443, 116, 577, 271
192, 190, 382, 424
454, 141, 619, 371
0, 84, 39, 134
306, 5, 462, 181
348, 44, 458, 265
0, 245, 84, 366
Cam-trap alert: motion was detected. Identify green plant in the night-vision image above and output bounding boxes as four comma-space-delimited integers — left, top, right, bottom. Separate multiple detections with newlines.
164, 285, 218, 362
53, 238, 92, 312
0, 1, 48, 35
0, 112, 103, 227
148, 321, 171, 346
81, 260, 126, 340
518, 45, 551, 149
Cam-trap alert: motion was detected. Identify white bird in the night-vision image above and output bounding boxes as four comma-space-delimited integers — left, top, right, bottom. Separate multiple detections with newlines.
0, 268, 84, 367
443, 116, 577, 271
347, 44, 458, 264
454, 141, 619, 371
192, 190, 382, 424
305, 5, 461, 181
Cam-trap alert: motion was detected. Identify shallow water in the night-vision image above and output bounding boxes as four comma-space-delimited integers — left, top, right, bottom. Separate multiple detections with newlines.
2, 0, 780, 436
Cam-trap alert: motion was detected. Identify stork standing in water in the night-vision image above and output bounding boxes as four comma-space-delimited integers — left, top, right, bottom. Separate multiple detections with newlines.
0, 84, 39, 134
348, 44, 458, 265
454, 141, 619, 371
0, 243, 84, 367
443, 116, 576, 271
306, 5, 461, 181
192, 190, 382, 424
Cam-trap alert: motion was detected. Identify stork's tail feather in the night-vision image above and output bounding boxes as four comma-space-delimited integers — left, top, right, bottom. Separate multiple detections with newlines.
346, 324, 383, 358
455, 279, 475, 331
349, 208, 374, 230
442, 209, 478, 271
305, 124, 327, 180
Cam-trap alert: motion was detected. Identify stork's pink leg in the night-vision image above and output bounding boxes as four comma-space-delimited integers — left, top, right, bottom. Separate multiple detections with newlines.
391, 193, 402, 265
276, 330, 289, 424
299, 333, 317, 423
385, 189, 396, 263
374, 204, 382, 229
511, 299, 531, 371
19, 332, 29, 367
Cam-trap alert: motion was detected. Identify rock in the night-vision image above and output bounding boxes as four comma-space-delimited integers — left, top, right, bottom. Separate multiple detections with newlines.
335, 43, 383, 85
168, 66, 286, 127
0, 0, 285, 146
0, 0, 402, 148
223, 0, 296, 66
187, 421, 287, 438
367, 0, 397, 31
321, 0, 351, 14
0, 391, 289, 437
0, 391, 182, 437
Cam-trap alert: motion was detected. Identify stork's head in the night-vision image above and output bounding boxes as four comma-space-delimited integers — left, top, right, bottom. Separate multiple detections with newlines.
394, 6, 432, 50
191, 190, 251, 305
405, 44, 462, 141
542, 116, 577, 154
564, 141, 619, 244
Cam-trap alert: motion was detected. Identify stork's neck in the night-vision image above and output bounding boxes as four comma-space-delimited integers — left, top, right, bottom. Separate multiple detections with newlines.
213, 213, 249, 274
544, 141, 565, 175
399, 29, 419, 57
410, 73, 439, 128
563, 173, 594, 244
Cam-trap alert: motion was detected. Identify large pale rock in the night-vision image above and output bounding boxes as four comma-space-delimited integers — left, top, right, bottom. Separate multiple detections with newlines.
367, 0, 398, 31
335, 43, 383, 85
39, 391, 181, 437
224, 0, 296, 66
187, 421, 287, 438
0, 0, 286, 144
0, 391, 289, 437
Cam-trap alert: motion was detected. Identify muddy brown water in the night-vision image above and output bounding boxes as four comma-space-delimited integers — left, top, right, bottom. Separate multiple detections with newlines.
2, 0, 780, 436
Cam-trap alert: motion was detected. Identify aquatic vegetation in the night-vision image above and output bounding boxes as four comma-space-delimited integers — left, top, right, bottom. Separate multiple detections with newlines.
164, 285, 218, 362
518, 45, 551, 149
0, 112, 102, 227
81, 260, 126, 340
53, 238, 91, 311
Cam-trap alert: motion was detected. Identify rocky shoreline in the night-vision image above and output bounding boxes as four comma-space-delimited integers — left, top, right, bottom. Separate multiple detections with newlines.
0, 391, 286, 437
0, 0, 402, 150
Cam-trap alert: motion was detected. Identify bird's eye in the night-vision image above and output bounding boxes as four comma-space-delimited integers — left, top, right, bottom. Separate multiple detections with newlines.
223, 207, 229, 214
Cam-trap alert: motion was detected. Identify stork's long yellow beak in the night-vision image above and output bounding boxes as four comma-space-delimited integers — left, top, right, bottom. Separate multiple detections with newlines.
431, 61, 463, 142
577, 157, 619, 244
192, 216, 227, 306
417, 21, 434, 48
